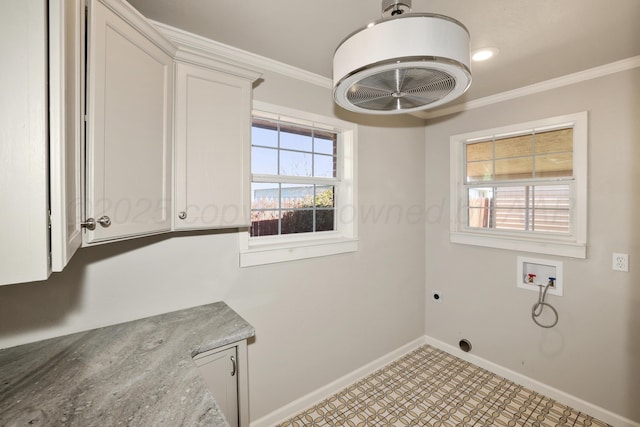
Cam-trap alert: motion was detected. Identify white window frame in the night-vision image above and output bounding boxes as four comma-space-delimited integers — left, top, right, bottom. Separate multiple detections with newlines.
239, 101, 358, 267
450, 112, 587, 259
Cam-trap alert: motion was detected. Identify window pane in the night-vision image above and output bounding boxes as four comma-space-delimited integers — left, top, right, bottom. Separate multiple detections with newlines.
280, 129, 312, 152
251, 147, 278, 175
495, 187, 527, 231
532, 209, 570, 233
281, 183, 314, 209
315, 185, 335, 208
495, 186, 526, 209
251, 210, 280, 236
467, 187, 493, 228
252, 123, 278, 147
251, 182, 280, 237
531, 185, 570, 234
281, 209, 313, 234
314, 136, 335, 155
280, 150, 312, 176
535, 152, 573, 177
316, 209, 335, 231
468, 207, 490, 228
495, 157, 533, 180
315, 186, 335, 232
467, 161, 493, 182
466, 141, 493, 161
532, 185, 570, 209
495, 134, 533, 158
535, 128, 573, 154
495, 209, 528, 231
314, 153, 335, 178
251, 182, 279, 209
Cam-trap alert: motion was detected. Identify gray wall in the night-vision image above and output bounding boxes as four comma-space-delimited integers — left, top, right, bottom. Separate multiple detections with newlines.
0, 69, 427, 420
424, 68, 640, 422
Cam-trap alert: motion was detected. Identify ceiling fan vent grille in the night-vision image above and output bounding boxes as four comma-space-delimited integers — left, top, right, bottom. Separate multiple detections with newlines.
333, 13, 472, 114
346, 67, 456, 111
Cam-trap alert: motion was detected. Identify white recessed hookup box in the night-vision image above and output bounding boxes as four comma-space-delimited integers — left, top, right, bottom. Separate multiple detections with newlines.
517, 256, 563, 296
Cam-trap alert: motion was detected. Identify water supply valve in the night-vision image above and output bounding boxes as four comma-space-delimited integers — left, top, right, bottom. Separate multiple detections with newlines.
527, 273, 536, 283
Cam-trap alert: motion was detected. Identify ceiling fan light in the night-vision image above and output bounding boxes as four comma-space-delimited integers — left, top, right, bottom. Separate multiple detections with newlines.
333, 14, 472, 115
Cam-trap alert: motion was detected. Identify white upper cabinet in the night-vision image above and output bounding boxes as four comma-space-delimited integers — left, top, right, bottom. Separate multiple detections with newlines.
173, 62, 257, 230
84, 0, 175, 245
1, 0, 260, 285
0, 0, 50, 285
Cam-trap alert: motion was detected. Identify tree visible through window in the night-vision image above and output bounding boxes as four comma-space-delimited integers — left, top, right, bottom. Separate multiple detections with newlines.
250, 118, 338, 237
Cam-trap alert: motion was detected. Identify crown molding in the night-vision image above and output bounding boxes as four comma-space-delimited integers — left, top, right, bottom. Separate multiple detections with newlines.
150, 19, 640, 116
151, 20, 332, 89
99, 0, 177, 56
420, 55, 640, 119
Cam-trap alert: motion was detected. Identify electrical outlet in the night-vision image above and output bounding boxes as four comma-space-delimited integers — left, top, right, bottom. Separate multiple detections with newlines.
612, 253, 629, 272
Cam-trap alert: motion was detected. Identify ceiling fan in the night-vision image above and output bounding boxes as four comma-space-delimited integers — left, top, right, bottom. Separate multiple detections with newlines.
333, 0, 472, 115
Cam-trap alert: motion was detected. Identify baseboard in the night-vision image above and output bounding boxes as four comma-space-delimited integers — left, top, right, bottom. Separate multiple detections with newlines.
424, 335, 640, 427
250, 336, 427, 427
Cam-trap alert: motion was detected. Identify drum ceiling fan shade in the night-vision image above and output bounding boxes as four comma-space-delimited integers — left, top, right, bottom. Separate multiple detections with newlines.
333, 13, 472, 114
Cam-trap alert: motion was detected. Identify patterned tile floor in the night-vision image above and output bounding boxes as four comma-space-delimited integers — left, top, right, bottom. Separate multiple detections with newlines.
277, 345, 611, 427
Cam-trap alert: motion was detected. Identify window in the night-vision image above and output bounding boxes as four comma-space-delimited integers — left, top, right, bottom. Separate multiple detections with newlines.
250, 118, 337, 237
450, 112, 587, 258
239, 102, 357, 267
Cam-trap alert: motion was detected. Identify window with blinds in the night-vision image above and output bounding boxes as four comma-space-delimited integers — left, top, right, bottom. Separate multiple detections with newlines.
449, 112, 587, 258
465, 128, 573, 234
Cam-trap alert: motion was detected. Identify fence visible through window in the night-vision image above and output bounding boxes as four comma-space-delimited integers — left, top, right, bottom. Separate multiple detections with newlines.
251, 118, 338, 237
465, 127, 573, 235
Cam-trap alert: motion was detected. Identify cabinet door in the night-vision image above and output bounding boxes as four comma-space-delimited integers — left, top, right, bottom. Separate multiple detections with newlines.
194, 346, 239, 427
0, 0, 49, 285
174, 63, 252, 230
49, 0, 83, 271
84, 0, 173, 244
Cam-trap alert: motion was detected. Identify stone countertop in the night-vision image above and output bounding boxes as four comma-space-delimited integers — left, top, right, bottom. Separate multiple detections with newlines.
0, 302, 254, 426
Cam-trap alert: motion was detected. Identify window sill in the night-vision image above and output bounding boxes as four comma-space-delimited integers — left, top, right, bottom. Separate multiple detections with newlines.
450, 231, 586, 259
239, 235, 358, 267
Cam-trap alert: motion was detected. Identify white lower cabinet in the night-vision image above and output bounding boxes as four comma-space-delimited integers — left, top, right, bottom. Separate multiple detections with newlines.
193, 341, 250, 427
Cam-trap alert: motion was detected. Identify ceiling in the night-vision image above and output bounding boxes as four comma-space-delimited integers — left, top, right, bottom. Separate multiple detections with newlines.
127, 0, 640, 110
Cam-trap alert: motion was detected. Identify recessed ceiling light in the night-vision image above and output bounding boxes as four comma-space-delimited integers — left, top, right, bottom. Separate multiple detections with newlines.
471, 48, 499, 62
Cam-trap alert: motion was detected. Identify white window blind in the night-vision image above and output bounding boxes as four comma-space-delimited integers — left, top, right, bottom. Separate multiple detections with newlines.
450, 112, 587, 258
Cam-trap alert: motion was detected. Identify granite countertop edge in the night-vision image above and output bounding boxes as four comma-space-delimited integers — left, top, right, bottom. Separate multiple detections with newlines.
0, 301, 254, 427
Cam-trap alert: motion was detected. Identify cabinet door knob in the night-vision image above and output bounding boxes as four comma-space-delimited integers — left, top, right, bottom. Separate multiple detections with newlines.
178, 211, 187, 220
81, 218, 97, 230
230, 355, 236, 377
81, 216, 111, 230
97, 216, 111, 228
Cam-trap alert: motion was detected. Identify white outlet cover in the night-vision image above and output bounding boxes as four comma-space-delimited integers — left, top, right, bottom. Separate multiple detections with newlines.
612, 253, 629, 272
